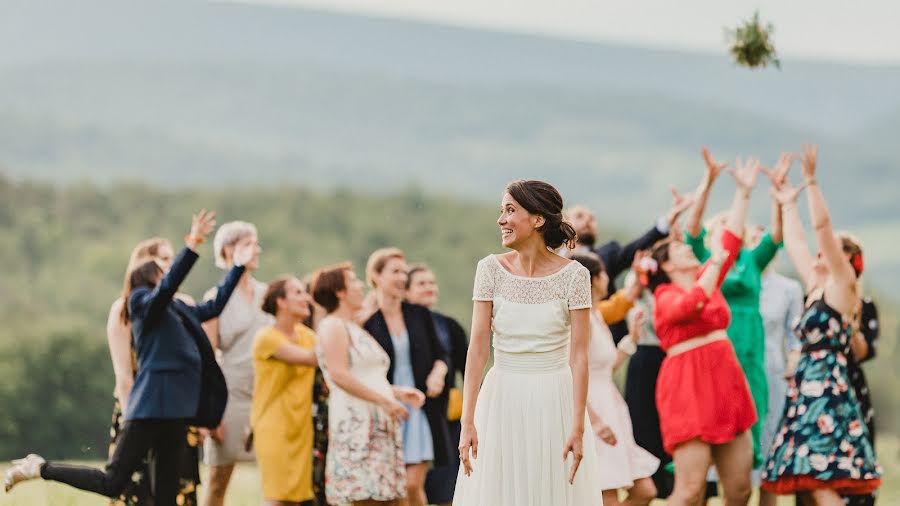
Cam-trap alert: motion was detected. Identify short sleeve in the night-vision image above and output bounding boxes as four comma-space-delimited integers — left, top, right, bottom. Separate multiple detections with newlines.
472, 257, 495, 301
567, 264, 592, 310
253, 327, 283, 360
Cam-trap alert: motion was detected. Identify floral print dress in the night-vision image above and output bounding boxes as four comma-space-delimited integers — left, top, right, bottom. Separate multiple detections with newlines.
315, 319, 405, 504
761, 295, 882, 495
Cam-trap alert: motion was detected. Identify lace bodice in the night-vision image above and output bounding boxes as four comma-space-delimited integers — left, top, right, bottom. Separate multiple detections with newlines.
472, 254, 592, 354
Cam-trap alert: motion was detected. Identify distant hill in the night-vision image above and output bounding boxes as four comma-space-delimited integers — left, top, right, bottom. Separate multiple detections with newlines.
1, 0, 898, 294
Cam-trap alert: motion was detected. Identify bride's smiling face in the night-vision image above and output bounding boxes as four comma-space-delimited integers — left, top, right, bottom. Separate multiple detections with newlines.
497, 193, 542, 249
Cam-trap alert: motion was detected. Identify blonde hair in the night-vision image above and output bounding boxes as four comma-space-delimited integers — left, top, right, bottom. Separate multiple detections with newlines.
212, 221, 257, 269
365, 247, 406, 288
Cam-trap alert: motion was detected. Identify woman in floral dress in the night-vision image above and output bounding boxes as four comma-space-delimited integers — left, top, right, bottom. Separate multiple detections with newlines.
311, 263, 425, 505
762, 146, 881, 503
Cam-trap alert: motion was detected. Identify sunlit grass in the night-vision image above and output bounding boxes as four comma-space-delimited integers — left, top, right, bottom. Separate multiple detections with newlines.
2, 435, 897, 505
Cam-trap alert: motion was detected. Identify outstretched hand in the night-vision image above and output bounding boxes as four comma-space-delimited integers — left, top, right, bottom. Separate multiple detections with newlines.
729, 157, 761, 192
761, 152, 794, 189
770, 180, 807, 206
800, 144, 818, 182
187, 209, 216, 250
701, 146, 728, 184
666, 186, 694, 228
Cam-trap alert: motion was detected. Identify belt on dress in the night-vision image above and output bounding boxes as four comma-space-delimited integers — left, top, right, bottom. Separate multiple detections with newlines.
665, 330, 728, 357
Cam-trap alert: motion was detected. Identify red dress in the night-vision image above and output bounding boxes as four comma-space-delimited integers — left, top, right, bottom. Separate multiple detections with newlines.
653, 229, 758, 454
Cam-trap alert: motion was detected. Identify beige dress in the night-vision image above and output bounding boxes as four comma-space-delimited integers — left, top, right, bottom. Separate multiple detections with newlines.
203, 278, 273, 465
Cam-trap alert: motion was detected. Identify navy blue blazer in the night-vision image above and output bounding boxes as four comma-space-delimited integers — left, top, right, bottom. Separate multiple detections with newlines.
127, 246, 245, 427
365, 302, 452, 466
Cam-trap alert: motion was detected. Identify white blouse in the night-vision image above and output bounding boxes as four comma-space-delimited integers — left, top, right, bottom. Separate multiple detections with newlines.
472, 254, 592, 354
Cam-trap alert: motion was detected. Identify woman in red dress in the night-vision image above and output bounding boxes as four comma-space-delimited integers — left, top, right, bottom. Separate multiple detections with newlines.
645, 152, 760, 505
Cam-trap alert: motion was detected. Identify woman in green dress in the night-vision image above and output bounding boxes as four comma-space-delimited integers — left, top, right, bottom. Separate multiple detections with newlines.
683, 148, 786, 470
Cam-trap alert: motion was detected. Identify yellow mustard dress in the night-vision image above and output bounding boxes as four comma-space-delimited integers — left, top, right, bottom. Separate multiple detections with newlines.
251, 324, 317, 502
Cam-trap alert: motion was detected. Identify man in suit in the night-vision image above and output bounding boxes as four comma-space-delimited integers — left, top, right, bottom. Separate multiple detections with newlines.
563, 194, 692, 341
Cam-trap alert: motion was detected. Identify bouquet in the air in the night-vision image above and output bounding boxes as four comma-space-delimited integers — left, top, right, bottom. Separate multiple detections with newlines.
728, 11, 780, 69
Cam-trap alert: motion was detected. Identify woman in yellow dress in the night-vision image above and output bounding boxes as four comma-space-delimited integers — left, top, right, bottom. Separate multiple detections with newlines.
252, 275, 319, 506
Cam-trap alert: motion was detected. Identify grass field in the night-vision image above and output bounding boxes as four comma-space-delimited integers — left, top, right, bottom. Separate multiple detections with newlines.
2, 436, 898, 505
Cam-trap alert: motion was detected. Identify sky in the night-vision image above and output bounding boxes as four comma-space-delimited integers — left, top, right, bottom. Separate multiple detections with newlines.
238, 0, 900, 64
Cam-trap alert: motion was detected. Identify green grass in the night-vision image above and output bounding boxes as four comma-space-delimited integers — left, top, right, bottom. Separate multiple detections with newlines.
2, 436, 898, 505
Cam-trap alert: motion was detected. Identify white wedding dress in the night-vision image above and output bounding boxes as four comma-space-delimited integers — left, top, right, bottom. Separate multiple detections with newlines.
453, 255, 602, 506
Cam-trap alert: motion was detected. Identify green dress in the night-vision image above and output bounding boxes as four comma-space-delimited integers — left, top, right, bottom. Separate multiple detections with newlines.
686, 228, 781, 469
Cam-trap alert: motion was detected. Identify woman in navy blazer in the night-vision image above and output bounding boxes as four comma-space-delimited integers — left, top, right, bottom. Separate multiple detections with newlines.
5, 210, 252, 505
363, 247, 451, 506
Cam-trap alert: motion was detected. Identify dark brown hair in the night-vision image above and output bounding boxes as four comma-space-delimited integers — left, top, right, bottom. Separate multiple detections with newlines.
262, 275, 296, 316
837, 233, 864, 277
646, 238, 677, 292
570, 252, 605, 280
123, 260, 164, 322
506, 180, 577, 250
119, 237, 171, 324
311, 262, 354, 313
406, 263, 432, 289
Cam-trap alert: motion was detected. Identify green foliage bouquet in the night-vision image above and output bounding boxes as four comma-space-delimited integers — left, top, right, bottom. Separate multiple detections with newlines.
729, 11, 780, 69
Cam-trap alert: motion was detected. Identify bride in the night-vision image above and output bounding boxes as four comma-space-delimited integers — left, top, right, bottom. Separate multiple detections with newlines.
453, 180, 601, 505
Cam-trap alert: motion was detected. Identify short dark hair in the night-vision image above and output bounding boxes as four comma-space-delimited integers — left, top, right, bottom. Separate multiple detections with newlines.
570, 252, 605, 280
262, 275, 295, 316
311, 263, 354, 313
506, 180, 577, 250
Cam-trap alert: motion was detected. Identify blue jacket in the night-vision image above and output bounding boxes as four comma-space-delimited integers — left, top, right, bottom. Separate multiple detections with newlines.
127, 246, 244, 426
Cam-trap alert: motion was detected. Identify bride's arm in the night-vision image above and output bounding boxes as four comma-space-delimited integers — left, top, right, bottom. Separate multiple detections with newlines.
459, 300, 492, 476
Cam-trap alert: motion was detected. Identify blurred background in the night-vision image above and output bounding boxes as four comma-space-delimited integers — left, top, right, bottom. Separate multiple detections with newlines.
1, 0, 898, 503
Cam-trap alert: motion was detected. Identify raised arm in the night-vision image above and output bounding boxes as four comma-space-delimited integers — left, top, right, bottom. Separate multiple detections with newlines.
725, 156, 759, 240
771, 180, 814, 290
128, 210, 216, 324
193, 239, 256, 323
800, 145, 858, 312
686, 147, 728, 238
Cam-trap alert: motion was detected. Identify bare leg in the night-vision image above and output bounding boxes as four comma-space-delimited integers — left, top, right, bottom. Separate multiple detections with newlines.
809, 488, 843, 506
711, 431, 752, 506
758, 488, 778, 506
405, 462, 429, 506
622, 477, 657, 506
203, 464, 235, 506
668, 439, 713, 506
602, 489, 622, 506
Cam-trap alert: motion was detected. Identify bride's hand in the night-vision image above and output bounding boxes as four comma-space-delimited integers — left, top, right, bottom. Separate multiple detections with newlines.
563, 429, 585, 484
459, 422, 478, 477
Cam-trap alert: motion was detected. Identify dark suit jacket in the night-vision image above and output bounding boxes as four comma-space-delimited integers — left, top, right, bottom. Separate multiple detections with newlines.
127, 246, 244, 427
596, 224, 667, 340
365, 302, 452, 465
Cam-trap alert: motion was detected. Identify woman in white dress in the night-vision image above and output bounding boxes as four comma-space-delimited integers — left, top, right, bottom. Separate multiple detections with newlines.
572, 252, 659, 505
454, 180, 601, 506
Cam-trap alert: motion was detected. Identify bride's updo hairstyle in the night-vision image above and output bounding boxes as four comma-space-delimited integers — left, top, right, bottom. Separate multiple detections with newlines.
506, 180, 577, 250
